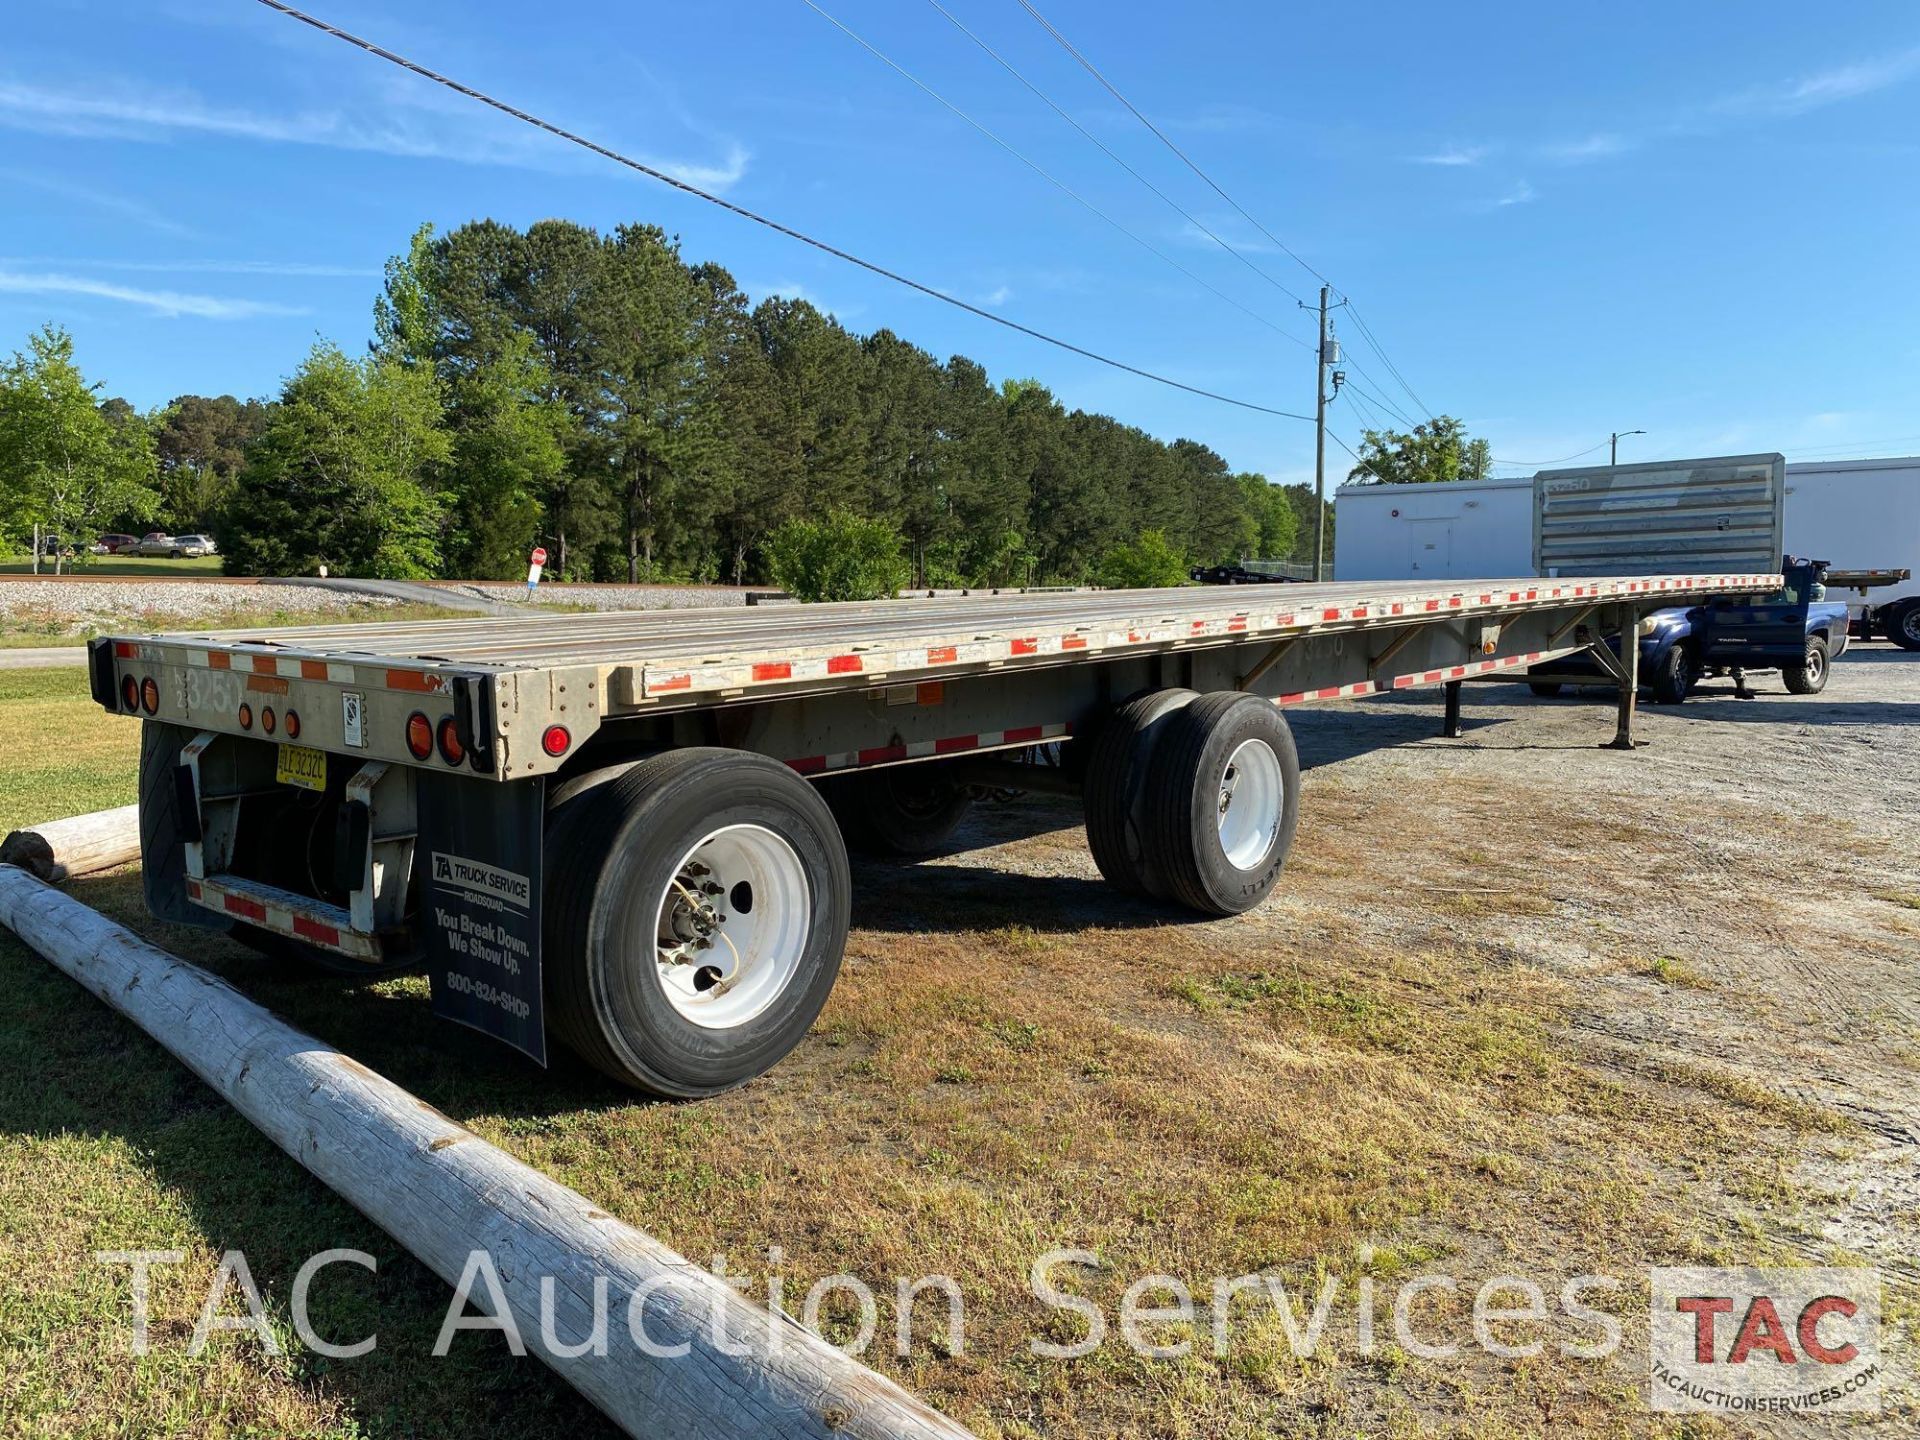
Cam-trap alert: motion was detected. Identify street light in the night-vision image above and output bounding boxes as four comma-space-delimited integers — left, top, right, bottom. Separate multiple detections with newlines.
1610, 429, 1646, 466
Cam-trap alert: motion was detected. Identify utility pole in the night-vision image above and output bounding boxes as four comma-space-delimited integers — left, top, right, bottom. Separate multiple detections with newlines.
1313, 284, 1329, 582
1610, 429, 1645, 466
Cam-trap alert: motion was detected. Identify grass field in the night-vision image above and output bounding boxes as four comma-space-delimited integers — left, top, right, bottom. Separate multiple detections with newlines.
1, 666, 1876, 1438
0, 555, 226, 577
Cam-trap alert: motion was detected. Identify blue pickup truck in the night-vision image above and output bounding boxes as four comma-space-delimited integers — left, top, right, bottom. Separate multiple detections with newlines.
1527, 558, 1850, 704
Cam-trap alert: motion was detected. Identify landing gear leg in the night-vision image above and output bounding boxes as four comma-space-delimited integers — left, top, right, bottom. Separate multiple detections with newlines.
1609, 604, 1641, 750
1441, 680, 1463, 738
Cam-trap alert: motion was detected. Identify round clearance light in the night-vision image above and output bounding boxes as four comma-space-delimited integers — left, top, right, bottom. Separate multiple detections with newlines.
405, 711, 433, 761
284, 709, 301, 740
261, 706, 277, 736
436, 716, 465, 766
140, 677, 160, 715
121, 675, 140, 712
541, 725, 572, 758
238, 702, 254, 731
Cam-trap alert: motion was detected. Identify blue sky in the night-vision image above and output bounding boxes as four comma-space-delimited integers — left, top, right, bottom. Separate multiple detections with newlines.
4, 0, 1918, 486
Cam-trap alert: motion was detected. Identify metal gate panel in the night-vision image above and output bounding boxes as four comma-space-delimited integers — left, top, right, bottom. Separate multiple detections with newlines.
1533, 453, 1785, 577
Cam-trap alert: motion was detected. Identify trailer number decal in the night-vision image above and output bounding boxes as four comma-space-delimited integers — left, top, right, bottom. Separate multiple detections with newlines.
341, 691, 366, 748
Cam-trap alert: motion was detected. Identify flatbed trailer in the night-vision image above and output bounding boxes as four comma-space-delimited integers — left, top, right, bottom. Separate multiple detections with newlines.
88, 571, 1776, 1095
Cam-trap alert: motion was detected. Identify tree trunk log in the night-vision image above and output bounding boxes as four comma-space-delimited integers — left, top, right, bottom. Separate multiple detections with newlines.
0, 804, 141, 882
0, 867, 976, 1440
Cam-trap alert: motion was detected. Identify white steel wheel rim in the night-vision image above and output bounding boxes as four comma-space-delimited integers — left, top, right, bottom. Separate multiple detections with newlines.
652, 823, 810, 1030
1807, 646, 1825, 681
1217, 738, 1283, 870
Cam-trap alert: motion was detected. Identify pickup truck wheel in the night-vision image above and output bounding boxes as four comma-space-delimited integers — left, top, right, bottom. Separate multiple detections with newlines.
544, 748, 850, 1097
1783, 636, 1830, 694
1527, 681, 1563, 698
1889, 601, 1920, 652
1648, 645, 1693, 705
821, 764, 973, 855
1083, 688, 1197, 898
1142, 692, 1300, 917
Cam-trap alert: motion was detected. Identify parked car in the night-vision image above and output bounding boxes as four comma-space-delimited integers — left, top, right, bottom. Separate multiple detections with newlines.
132, 533, 184, 557
173, 534, 218, 557
36, 533, 75, 558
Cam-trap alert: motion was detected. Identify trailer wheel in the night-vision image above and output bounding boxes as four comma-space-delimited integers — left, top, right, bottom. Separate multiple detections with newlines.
1527, 681, 1564, 698
1648, 645, 1694, 705
1889, 601, 1920, 652
1083, 688, 1197, 897
1783, 636, 1830, 694
821, 765, 974, 855
544, 748, 850, 1096
1141, 693, 1300, 916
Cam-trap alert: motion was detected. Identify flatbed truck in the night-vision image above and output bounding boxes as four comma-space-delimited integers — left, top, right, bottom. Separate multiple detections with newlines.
87, 571, 1775, 1095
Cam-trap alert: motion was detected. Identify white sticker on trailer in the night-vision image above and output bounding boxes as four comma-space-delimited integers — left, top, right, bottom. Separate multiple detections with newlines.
341, 690, 367, 748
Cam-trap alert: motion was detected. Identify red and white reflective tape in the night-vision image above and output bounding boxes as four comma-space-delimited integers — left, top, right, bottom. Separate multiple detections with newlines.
1391, 652, 1546, 689
185, 875, 382, 959
112, 641, 442, 694
788, 721, 1071, 776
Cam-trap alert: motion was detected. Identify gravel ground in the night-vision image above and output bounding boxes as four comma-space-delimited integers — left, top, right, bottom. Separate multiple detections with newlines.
0, 580, 410, 635
916, 641, 1920, 1432
453, 582, 749, 611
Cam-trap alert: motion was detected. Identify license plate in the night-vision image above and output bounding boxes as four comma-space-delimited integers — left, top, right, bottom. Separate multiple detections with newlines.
276, 744, 328, 792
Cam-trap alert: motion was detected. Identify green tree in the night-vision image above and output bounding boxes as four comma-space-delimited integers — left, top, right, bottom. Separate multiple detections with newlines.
1345, 415, 1484, 485
765, 509, 906, 602
0, 325, 157, 569
1236, 472, 1299, 558
152, 394, 274, 532
1098, 528, 1189, 589
221, 342, 449, 577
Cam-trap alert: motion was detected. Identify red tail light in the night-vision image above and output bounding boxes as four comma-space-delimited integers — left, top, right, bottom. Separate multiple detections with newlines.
261, 706, 277, 736
436, 716, 465, 765
238, 702, 254, 730
541, 725, 571, 757
121, 675, 140, 712
405, 711, 433, 760
140, 677, 159, 715
283, 709, 301, 740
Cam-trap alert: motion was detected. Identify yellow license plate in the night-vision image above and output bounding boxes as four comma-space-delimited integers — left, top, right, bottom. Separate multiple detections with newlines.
276, 744, 328, 792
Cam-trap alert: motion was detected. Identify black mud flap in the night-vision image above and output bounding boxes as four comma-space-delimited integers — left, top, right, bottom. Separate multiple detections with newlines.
416, 774, 547, 1066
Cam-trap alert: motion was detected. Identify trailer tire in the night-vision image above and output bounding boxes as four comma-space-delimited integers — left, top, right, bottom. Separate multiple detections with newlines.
138, 719, 228, 930
1527, 681, 1564, 698
1141, 692, 1300, 917
1783, 636, 1830, 694
544, 748, 850, 1097
1083, 688, 1198, 897
821, 765, 974, 855
1888, 601, 1920, 652
1648, 645, 1694, 705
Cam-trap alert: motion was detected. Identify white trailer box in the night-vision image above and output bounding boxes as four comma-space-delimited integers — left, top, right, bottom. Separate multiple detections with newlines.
1784, 457, 1920, 638
1332, 476, 1532, 581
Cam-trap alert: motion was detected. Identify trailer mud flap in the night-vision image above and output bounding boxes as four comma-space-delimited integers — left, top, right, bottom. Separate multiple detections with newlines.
416, 774, 547, 1066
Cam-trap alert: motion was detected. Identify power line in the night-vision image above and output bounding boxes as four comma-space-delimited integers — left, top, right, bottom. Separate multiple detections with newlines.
1014, 0, 1332, 292
1344, 303, 1431, 419
1340, 372, 1418, 431
1488, 440, 1612, 469
799, 0, 1307, 348
920, 0, 1312, 324
1011, 0, 1441, 432
251, 0, 1314, 422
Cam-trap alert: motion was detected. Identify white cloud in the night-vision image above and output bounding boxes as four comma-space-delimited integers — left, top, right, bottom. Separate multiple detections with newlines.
0, 270, 308, 319
981, 285, 1013, 307
1539, 132, 1630, 164
0, 77, 751, 192
1767, 47, 1920, 113
1411, 144, 1487, 167
1174, 218, 1281, 254
0, 256, 379, 279
0, 167, 192, 237
1493, 180, 1535, 207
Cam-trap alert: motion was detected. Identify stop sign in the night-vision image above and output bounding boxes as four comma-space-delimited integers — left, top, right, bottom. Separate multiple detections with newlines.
530, 546, 548, 566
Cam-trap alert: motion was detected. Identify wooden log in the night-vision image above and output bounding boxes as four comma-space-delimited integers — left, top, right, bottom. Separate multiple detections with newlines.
0, 866, 977, 1440
0, 804, 141, 882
